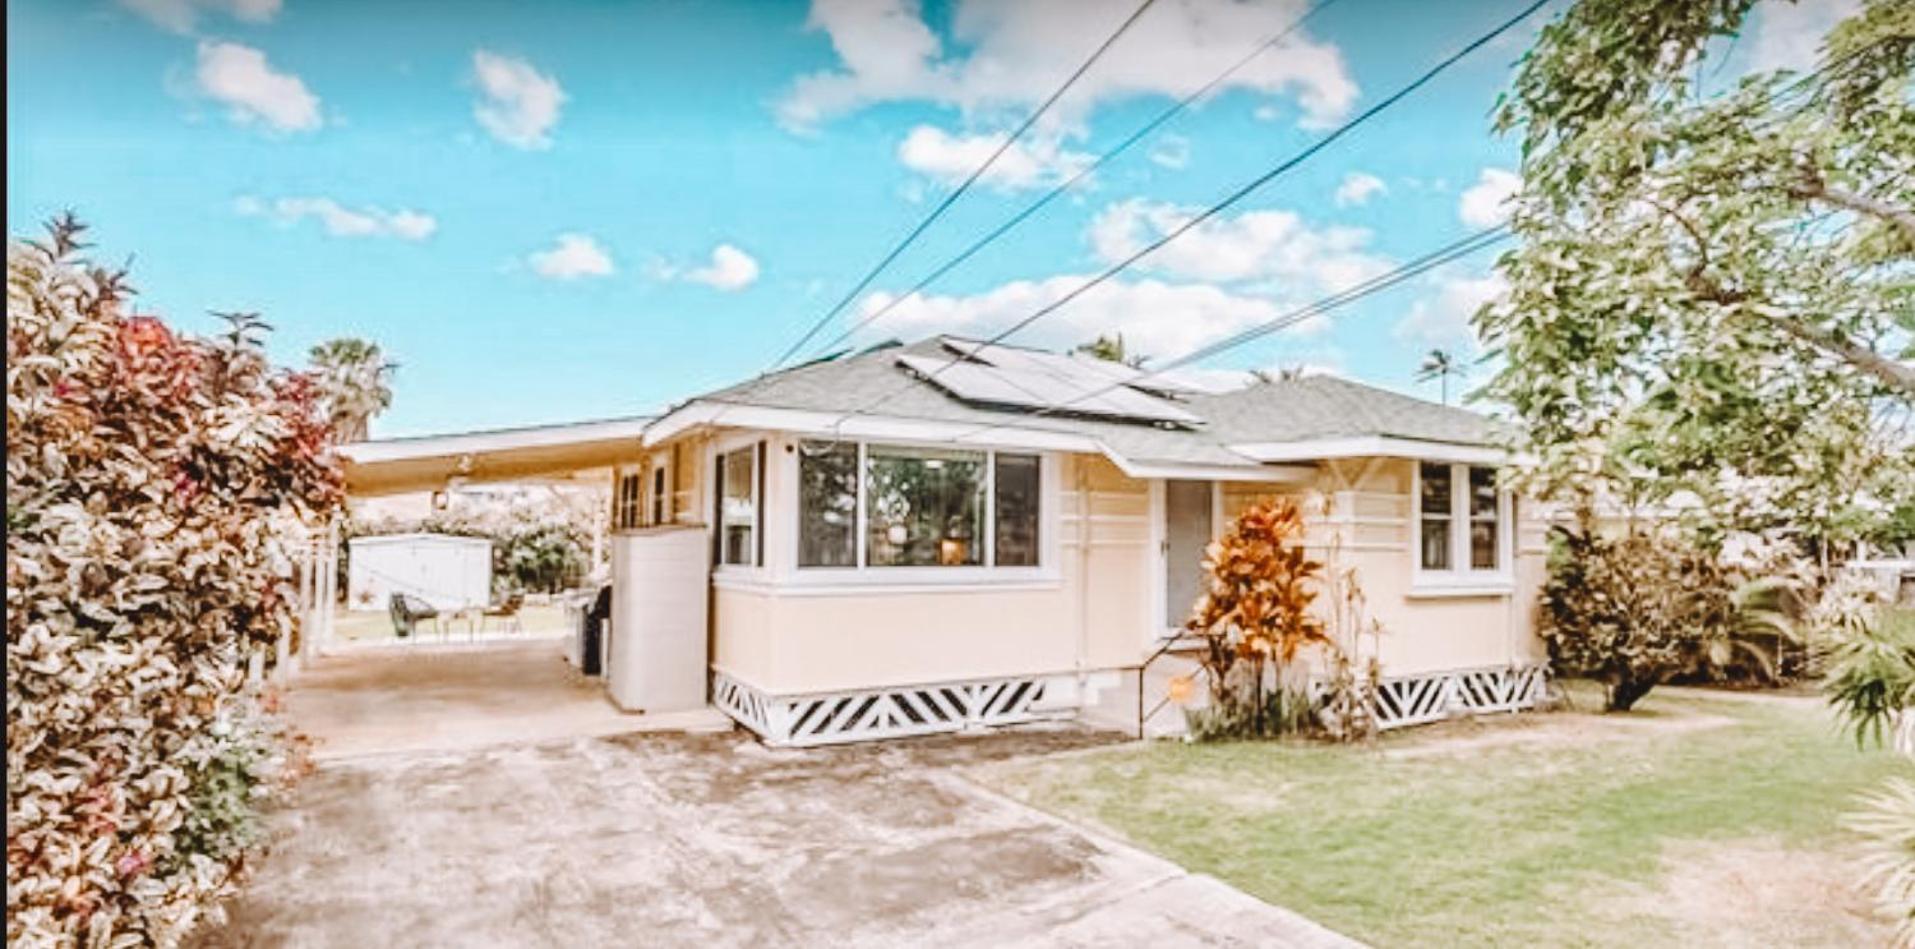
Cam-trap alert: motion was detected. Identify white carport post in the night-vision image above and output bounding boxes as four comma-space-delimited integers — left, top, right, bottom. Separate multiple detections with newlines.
299, 515, 340, 662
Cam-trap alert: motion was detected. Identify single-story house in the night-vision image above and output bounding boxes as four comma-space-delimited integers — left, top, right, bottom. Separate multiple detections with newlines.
583, 335, 1549, 746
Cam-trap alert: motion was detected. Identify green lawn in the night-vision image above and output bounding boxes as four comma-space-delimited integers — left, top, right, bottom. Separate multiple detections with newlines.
979, 684, 1910, 947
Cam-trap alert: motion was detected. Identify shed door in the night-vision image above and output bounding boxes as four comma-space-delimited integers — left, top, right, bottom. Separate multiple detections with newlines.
1164, 479, 1214, 628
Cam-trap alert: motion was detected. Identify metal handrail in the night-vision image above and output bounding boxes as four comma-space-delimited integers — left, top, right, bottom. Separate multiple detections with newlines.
1135, 633, 1208, 740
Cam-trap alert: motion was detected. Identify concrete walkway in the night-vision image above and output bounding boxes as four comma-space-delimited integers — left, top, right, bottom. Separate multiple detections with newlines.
195, 728, 1360, 948
285, 637, 729, 759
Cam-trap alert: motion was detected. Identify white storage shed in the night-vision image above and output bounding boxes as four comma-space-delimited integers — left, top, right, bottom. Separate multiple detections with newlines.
347, 532, 493, 610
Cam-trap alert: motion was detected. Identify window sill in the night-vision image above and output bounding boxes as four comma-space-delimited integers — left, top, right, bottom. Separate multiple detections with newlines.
714, 570, 1062, 597
1407, 576, 1515, 599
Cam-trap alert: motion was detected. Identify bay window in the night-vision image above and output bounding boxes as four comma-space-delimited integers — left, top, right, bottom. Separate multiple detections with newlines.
797, 440, 1042, 572
1416, 461, 1507, 581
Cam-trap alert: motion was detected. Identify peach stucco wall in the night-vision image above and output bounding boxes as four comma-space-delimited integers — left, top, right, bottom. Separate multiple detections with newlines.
628, 426, 1545, 697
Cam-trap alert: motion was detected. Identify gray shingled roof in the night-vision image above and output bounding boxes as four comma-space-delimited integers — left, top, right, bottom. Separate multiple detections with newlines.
690, 339, 1501, 465
1189, 375, 1501, 447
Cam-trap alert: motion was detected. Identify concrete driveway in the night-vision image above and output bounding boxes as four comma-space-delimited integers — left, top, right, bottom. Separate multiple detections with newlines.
196, 645, 1357, 947
282, 637, 729, 759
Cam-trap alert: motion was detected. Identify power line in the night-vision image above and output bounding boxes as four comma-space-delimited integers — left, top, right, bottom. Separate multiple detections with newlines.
936, 224, 1513, 444
803, 0, 1347, 362
820, 0, 1551, 432
764, 0, 1161, 372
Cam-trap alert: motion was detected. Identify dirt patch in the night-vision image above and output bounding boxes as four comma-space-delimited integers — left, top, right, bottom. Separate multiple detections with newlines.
1381, 708, 1737, 761
1582, 837, 1890, 947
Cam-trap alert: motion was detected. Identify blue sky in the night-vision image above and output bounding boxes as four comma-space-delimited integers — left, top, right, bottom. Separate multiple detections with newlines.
6, 0, 1848, 437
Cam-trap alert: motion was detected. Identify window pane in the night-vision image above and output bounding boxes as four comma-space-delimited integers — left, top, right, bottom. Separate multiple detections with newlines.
721, 448, 755, 566
1469, 466, 1498, 570
799, 441, 858, 567
1419, 462, 1452, 515
1469, 466, 1498, 517
866, 446, 984, 567
1470, 522, 1498, 570
1421, 518, 1451, 570
993, 454, 1040, 567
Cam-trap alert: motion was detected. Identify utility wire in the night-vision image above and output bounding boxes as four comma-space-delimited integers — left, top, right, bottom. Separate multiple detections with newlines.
764, 0, 1161, 371
804, 0, 1347, 362
819, 0, 1551, 432
939, 224, 1512, 443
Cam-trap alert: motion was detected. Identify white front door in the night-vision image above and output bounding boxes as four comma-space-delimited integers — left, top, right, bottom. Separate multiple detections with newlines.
1162, 479, 1215, 630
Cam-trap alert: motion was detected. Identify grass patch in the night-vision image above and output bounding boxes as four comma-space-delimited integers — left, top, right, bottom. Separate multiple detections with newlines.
980, 684, 1908, 946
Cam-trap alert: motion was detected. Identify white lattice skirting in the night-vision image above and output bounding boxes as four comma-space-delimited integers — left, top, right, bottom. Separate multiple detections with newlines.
1373, 664, 1548, 730
711, 670, 1071, 747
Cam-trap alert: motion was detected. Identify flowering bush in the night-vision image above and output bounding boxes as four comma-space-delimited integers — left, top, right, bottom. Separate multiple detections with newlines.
6, 217, 341, 946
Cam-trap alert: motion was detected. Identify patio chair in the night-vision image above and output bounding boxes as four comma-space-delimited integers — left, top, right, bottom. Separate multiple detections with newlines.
389, 593, 443, 639
480, 591, 525, 636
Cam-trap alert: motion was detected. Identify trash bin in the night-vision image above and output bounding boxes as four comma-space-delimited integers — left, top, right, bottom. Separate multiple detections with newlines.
579, 584, 612, 676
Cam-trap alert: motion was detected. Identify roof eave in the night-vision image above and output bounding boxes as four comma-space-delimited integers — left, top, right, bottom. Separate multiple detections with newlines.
1230, 435, 1522, 465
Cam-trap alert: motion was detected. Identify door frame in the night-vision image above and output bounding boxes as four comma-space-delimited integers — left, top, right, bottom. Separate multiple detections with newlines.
1146, 478, 1224, 647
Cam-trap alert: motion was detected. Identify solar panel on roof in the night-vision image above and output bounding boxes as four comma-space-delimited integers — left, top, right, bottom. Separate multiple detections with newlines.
897, 349, 1202, 426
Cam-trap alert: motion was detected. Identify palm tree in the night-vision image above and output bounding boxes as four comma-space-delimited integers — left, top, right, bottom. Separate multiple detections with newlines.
308, 337, 397, 443
1073, 333, 1148, 369
1416, 348, 1460, 405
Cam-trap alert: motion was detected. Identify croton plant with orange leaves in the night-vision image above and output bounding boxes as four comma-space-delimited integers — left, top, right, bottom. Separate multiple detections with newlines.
1184, 498, 1336, 736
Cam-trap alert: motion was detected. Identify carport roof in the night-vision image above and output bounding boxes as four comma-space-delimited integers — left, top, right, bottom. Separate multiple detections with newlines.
338, 415, 653, 497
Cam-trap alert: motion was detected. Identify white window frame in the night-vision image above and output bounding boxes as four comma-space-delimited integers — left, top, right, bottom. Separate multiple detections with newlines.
780, 437, 1059, 590
1410, 461, 1513, 596
712, 436, 763, 574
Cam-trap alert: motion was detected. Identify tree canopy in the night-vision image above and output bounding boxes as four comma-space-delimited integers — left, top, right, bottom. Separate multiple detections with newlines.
308, 337, 397, 443
1477, 0, 1914, 544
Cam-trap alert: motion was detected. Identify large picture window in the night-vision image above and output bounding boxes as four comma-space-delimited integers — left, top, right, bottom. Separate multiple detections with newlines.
796, 441, 1043, 572
716, 445, 758, 567
867, 447, 985, 567
1416, 461, 1506, 580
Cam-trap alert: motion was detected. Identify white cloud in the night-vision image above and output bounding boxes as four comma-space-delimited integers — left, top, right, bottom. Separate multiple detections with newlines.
1393, 269, 1507, 349
684, 243, 761, 292
471, 50, 565, 150
895, 125, 1094, 190
1457, 167, 1520, 228
778, 0, 1356, 132
1748, 0, 1860, 74
1087, 198, 1390, 293
852, 273, 1326, 361
238, 196, 437, 240
194, 40, 320, 132
1147, 134, 1190, 170
528, 234, 614, 280
122, 0, 279, 34
1333, 171, 1386, 207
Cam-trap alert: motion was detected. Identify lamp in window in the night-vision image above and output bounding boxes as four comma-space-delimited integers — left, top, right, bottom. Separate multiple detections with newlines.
939, 514, 971, 565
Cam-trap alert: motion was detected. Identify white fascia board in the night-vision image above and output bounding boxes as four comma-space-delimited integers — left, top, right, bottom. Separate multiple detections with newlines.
1230, 436, 1515, 465
655, 401, 1098, 453
341, 416, 654, 464
1102, 451, 1315, 484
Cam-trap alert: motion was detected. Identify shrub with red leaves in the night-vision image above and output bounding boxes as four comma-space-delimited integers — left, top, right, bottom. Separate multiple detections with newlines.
6, 216, 342, 946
